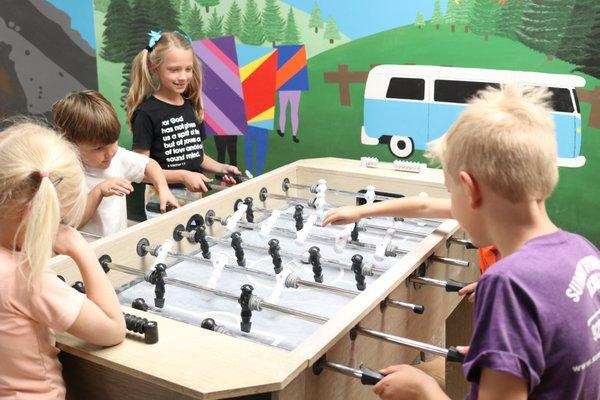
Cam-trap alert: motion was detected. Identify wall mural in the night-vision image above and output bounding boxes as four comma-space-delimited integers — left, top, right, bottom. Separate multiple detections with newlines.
2, 0, 592, 244
0, 0, 97, 120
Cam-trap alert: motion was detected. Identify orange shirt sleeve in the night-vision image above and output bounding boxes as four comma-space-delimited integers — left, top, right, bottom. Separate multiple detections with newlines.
477, 245, 500, 274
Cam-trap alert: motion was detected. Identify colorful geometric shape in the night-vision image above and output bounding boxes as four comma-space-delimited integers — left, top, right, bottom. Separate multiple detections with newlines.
192, 36, 248, 136
236, 44, 278, 131
275, 45, 309, 91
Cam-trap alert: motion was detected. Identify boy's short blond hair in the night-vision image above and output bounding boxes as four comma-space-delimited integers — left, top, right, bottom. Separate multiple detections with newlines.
428, 84, 558, 202
52, 90, 120, 145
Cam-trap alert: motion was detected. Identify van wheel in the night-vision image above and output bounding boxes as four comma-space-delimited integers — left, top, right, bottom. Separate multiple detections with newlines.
389, 136, 414, 158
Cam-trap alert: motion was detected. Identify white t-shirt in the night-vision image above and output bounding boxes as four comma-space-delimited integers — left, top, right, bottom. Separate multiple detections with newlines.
81, 147, 148, 237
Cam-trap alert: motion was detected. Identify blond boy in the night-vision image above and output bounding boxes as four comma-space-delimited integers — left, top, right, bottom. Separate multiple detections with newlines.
371, 85, 599, 400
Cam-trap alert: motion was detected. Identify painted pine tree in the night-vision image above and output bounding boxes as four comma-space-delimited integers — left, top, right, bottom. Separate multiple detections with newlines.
576, 9, 600, 77
283, 6, 301, 44
224, 1, 243, 38
309, 2, 324, 34
171, 0, 181, 14
415, 11, 425, 30
324, 15, 340, 44
262, 0, 285, 46
558, 0, 599, 65
517, 0, 575, 60
469, 0, 500, 41
431, 0, 444, 30
455, 0, 474, 32
150, 0, 180, 32
186, 4, 205, 40
240, 0, 264, 45
198, 0, 220, 14
180, 0, 191, 22
101, 0, 132, 62
205, 8, 223, 38
445, 0, 459, 32
121, 0, 155, 105
495, 0, 527, 40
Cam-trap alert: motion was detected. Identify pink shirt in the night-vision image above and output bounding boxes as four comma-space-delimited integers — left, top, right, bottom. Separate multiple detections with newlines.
0, 248, 85, 399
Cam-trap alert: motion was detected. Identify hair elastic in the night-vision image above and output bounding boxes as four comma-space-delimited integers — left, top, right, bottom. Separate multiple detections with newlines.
39, 171, 49, 178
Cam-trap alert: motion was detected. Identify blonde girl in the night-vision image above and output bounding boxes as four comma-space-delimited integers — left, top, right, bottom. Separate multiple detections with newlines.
0, 121, 125, 399
126, 31, 240, 217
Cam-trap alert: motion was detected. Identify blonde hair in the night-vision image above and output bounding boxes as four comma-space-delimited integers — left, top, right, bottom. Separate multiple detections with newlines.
125, 31, 203, 129
0, 120, 87, 285
53, 90, 121, 145
427, 84, 558, 202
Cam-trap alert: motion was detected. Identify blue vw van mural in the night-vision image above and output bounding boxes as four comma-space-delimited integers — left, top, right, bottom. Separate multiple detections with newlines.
361, 65, 586, 167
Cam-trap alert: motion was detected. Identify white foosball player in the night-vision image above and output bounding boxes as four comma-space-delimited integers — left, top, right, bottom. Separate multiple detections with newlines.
364, 185, 376, 205
334, 224, 355, 253
226, 203, 248, 231
295, 214, 317, 244
374, 229, 395, 261
259, 210, 282, 238
206, 254, 228, 289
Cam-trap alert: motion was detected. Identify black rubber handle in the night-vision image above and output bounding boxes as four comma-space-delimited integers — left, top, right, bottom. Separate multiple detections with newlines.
361, 367, 385, 385
413, 304, 425, 314
446, 346, 465, 363
466, 242, 478, 249
446, 279, 468, 292
145, 202, 177, 214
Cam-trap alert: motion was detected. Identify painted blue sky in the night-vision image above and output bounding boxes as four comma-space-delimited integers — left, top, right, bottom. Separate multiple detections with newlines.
47, 0, 95, 49
284, 0, 449, 39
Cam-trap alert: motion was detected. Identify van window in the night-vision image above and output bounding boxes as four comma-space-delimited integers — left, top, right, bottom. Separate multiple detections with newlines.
546, 87, 574, 113
386, 78, 425, 100
572, 89, 580, 114
434, 80, 499, 103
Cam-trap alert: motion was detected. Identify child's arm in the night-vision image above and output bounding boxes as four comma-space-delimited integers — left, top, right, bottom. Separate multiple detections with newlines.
54, 226, 126, 346
79, 179, 134, 228
322, 197, 452, 226
142, 158, 180, 212
200, 154, 241, 184
478, 369, 527, 400
133, 148, 212, 192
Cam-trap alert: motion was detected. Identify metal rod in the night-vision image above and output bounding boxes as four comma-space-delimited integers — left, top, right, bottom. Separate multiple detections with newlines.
105, 261, 145, 277
353, 326, 450, 358
409, 276, 446, 288
260, 302, 328, 323
322, 361, 363, 379
385, 299, 425, 314
294, 279, 359, 296
289, 181, 395, 202
263, 191, 312, 205
429, 255, 469, 268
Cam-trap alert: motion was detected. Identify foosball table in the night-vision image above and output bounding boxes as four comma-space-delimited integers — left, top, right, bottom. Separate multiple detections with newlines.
51, 158, 479, 400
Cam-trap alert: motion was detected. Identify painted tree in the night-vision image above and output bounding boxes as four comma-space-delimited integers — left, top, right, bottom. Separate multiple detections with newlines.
283, 6, 301, 44
121, 0, 155, 104
324, 15, 340, 44
150, 0, 181, 32
240, 0, 264, 45
197, 0, 220, 14
180, 0, 191, 22
309, 2, 324, 34
205, 8, 223, 38
517, 0, 575, 59
101, 0, 132, 62
262, 0, 285, 46
469, 0, 500, 41
171, 0, 182, 16
415, 11, 425, 30
431, 0, 444, 29
495, 0, 527, 40
455, 0, 474, 32
558, 0, 599, 65
224, 1, 243, 38
444, 0, 459, 32
186, 4, 205, 40
576, 8, 600, 77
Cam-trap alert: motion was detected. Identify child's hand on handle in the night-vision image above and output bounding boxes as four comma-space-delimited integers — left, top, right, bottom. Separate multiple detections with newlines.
373, 364, 446, 400
181, 170, 212, 192
97, 178, 133, 197
220, 164, 241, 185
157, 185, 180, 213
322, 206, 362, 227
458, 281, 478, 303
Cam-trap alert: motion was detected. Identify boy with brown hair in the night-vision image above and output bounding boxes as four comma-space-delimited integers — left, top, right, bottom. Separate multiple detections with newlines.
53, 90, 179, 236
370, 85, 599, 400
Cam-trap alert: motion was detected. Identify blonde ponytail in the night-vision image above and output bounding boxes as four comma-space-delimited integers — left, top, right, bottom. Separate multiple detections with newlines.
0, 120, 86, 285
126, 49, 158, 129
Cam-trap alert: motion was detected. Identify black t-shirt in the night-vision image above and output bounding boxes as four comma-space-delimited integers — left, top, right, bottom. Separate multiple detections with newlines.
132, 96, 206, 175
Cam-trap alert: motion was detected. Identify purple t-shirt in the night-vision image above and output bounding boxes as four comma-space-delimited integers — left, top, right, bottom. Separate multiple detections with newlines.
464, 230, 600, 399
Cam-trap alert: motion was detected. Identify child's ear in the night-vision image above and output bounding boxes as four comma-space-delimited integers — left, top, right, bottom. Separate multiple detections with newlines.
458, 171, 482, 209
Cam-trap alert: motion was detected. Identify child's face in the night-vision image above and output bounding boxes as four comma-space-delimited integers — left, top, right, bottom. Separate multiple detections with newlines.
155, 47, 194, 95
77, 141, 118, 170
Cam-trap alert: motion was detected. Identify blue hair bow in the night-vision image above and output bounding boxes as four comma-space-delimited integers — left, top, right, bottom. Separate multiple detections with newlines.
146, 30, 162, 52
